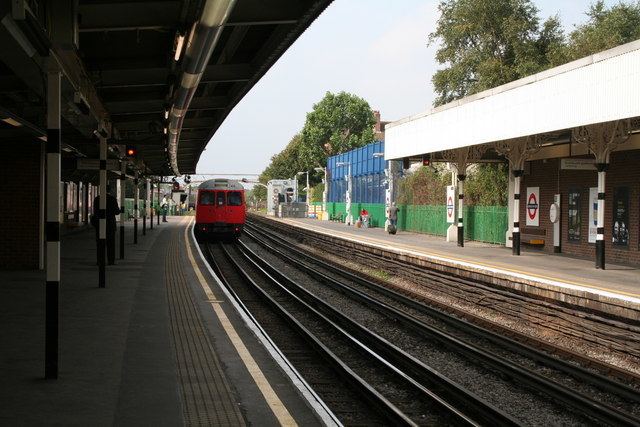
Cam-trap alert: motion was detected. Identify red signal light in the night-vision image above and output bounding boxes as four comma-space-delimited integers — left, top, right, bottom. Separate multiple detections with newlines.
125, 145, 138, 158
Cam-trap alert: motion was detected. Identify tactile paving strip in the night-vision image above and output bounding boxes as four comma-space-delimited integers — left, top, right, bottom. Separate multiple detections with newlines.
165, 228, 246, 426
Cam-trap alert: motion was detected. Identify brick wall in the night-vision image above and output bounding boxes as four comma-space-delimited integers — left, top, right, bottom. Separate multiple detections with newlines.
0, 140, 42, 270
521, 150, 640, 266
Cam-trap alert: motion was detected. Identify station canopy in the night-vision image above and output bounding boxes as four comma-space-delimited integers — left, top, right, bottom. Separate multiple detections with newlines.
0, 0, 332, 177
385, 40, 640, 161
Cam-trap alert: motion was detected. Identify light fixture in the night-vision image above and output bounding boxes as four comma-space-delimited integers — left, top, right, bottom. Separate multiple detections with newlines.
174, 33, 185, 61
373, 152, 384, 158
38, 135, 47, 142
163, 127, 167, 134
1, 117, 22, 127
164, 109, 169, 120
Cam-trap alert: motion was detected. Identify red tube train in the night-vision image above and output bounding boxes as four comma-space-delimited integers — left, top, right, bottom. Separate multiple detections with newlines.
195, 178, 246, 239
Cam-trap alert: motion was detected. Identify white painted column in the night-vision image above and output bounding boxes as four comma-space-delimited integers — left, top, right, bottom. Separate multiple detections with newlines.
596, 164, 607, 269
45, 65, 61, 379
98, 133, 107, 287
512, 170, 523, 255
119, 161, 126, 259
457, 174, 466, 247
134, 171, 139, 244
345, 164, 352, 225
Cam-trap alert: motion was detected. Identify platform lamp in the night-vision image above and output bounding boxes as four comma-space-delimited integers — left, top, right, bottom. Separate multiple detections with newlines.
314, 167, 327, 219
336, 161, 353, 225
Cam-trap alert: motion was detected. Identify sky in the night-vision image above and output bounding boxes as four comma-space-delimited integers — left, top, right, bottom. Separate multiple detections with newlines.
196, 0, 617, 178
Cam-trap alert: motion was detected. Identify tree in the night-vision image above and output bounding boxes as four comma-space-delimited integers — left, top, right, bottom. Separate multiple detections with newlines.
259, 134, 304, 184
397, 166, 450, 205
564, 1, 640, 61
299, 91, 376, 168
465, 163, 509, 206
429, 0, 564, 106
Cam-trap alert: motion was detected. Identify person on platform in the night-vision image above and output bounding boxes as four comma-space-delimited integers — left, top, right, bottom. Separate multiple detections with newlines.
388, 202, 399, 227
360, 208, 369, 228
91, 185, 120, 265
161, 195, 169, 222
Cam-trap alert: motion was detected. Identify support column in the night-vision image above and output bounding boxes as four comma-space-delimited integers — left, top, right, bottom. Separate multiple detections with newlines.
573, 120, 631, 269
74, 182, 80, 223
45, 66, 61, 379
157, 180, 161, 225
345, 165, 352, 225
142, 178, 147, 236
596, 163, 608, 269
119, 161, 126, 259
84, 182, 89, 225
457, 174, 466, 247
98, 134, 107, 288
512, 170, 523, 256
150, 180, 154, 230
134, 171, 139, 244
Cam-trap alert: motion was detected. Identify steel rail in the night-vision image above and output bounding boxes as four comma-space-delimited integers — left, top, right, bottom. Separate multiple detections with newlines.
246, 220, 640, 402
203, 243, 417, 426
233, 239, 518, 426
247, 215, 640, 383
244, 224, 640, 427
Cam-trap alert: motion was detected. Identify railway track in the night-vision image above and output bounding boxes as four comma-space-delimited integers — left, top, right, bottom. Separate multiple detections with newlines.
202, 241, 518, 426
247, 215, 640, 382
241, 219, 640, 426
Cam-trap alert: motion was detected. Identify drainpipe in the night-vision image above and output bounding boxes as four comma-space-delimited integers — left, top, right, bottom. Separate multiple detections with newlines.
168, 0, 237, 176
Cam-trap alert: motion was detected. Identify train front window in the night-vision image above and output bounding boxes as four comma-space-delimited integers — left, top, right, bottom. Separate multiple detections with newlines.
228, 191, 242, 206
199, 191, 215, 205
216, 191, 226, 206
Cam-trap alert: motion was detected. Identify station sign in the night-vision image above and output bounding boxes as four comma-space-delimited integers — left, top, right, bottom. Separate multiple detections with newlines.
525, 187, 540, 226
560, 158, 596, 171
446, 185, 455, 223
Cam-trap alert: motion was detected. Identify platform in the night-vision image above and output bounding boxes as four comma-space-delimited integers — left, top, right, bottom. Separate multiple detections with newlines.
269, 216, 640, 320
0, 217, 332, 425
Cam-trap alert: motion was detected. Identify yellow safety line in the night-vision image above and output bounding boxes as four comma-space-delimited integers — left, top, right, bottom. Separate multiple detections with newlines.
183, 218, 297, 426
283, 219, 640, 300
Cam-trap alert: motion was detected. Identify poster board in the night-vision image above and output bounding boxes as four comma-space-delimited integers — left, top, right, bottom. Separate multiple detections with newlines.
588, 187, 597, 243
612, 187, 629, 246
525, 187, 540, 226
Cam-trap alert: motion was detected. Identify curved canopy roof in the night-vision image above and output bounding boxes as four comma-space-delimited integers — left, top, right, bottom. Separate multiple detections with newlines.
0, 0, 332, 177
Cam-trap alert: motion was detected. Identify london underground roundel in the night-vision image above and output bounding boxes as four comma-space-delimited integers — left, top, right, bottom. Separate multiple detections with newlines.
526, 187, 540, 226
447, 196, 454, 220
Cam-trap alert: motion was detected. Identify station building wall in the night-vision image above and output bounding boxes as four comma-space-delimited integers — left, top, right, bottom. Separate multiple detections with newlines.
0, 140, 42, 269
520, 150, 640, 265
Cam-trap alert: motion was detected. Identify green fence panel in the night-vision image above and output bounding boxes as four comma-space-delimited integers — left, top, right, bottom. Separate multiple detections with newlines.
323, 202, 507, 244
399, 205, 448, 236
463, 206, 508, 244
327, 202, 347, 221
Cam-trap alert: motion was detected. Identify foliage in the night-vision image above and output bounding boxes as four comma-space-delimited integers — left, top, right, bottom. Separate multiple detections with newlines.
465, 163, 509, 206
397, 166, 450, 205
299, 91, 376, 168
429, 0, 564, 106
310, 183, 324, 203
563, 1, 640, 61
257, 91, 375, 191
258, 134, 303, 184
248, 185, 266, 202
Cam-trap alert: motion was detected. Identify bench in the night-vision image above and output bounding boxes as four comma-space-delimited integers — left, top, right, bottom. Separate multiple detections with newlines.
508, 228, 546, 246
520, 228, 546, 246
